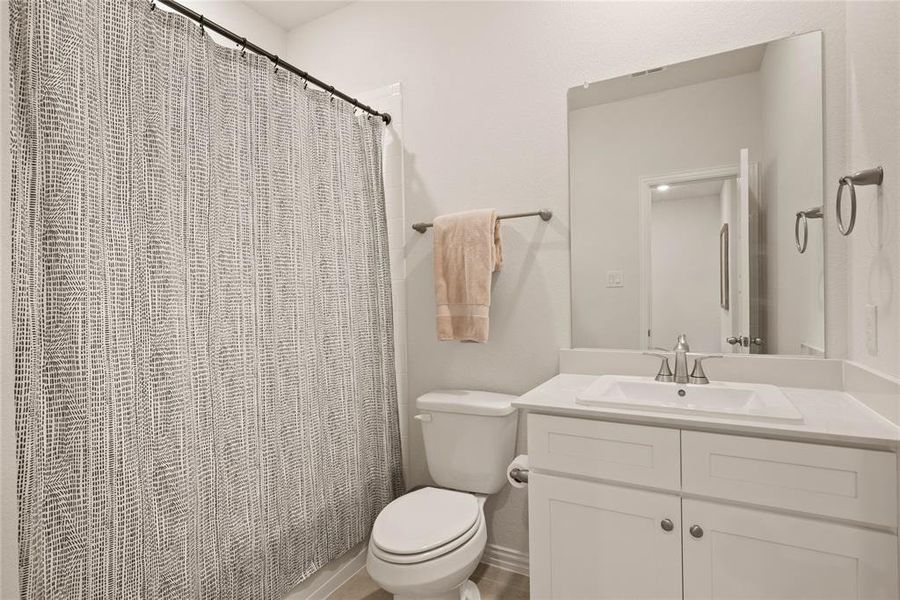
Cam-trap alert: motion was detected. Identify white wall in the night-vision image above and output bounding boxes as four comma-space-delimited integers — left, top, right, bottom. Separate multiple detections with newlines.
286, 0, 849, 557
570, 72, 762, 349
651, 194, 722, 351
760, 33, 826, 355
845, 1, 900, 378
176, 0, 287, 56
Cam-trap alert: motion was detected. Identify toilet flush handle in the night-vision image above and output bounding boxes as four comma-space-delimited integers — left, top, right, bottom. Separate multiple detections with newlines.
413, 413, 432, 422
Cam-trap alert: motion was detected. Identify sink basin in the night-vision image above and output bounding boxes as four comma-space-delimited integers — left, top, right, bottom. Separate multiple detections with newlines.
575, 375, 804, 423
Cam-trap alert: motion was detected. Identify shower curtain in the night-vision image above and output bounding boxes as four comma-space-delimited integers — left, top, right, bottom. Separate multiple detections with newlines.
11, 1, 403, 598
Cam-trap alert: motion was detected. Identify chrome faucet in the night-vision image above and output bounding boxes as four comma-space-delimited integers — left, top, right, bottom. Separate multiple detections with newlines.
672, 333, 690, 384
644, 334, 722, 385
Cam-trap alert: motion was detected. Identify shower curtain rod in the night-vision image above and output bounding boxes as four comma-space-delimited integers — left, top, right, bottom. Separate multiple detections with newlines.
153, 0, 392, 125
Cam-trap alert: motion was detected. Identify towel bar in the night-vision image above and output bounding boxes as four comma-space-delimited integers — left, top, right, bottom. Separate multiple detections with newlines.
411, 209, 552, 233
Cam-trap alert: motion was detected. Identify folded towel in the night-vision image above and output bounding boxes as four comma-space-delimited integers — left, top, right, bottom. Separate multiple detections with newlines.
433, 209, 502, 342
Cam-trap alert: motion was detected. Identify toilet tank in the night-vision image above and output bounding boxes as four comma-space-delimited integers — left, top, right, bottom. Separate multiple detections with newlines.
416, 390, 519, 495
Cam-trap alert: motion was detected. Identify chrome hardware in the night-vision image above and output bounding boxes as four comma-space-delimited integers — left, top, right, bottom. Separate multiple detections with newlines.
688, 355, 722, 385
643, 352, 674, 382
673, 334, 691, 384
836, 166, 883, 236
726, 334, 762, 348
509, 467, 529, 484
412, 209, 552, 234
794, 206, 823, 254
660, 518, 674, 532
413, 413, 432, 422
690, 525, 704, 539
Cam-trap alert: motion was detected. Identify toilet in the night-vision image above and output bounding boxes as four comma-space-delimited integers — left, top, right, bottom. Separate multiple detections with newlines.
366, 390, 519, 600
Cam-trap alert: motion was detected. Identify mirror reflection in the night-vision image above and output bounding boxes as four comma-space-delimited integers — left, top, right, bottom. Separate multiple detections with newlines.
569, 31, 824, 356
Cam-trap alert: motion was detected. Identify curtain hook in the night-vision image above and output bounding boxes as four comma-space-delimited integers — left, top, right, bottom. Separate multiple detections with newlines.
198, 14, 205, 33
238, 37, 247, 57
150, 1, 156, 11
272, 55, 280, 73
328, 85, 335, 102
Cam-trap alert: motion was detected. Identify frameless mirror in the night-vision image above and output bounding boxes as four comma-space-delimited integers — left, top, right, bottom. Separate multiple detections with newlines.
569, 31, 824, 356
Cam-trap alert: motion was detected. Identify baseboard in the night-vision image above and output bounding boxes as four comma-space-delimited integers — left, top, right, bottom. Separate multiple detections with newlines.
481, 543, 529, 576
283, 543, 367, 600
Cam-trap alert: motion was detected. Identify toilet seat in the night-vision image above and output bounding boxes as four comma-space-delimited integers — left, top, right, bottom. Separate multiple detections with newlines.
371, 487, 483, 565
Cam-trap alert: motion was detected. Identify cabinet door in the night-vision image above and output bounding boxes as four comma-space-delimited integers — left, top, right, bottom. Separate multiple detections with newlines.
683, 499, 899, 600
529, 472, 682, 600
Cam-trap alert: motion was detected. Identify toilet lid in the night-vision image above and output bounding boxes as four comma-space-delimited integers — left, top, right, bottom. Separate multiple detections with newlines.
372, 487, 479, 555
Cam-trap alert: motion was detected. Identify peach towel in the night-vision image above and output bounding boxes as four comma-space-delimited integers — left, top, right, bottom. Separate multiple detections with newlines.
433, 209, 502, 342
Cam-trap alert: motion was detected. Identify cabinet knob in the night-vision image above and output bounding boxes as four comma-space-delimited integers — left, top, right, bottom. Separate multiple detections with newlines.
660, 518, 674, 532
689, 524, 704, 538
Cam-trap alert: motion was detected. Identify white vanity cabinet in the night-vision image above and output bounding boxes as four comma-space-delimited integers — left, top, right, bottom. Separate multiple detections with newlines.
527, 414, 900, 600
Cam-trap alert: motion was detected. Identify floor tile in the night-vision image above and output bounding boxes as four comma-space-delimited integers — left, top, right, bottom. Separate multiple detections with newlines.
328, 563, 529, 600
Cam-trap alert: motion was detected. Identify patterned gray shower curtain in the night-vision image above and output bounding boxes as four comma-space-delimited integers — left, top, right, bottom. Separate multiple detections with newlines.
11, 1, 404, 598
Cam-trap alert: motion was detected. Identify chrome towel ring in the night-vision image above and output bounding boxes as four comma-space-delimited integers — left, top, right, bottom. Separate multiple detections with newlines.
794, 206, 823, 254
836, 166, 884, 236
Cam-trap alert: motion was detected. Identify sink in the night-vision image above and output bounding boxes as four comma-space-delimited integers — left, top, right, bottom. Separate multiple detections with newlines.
575, 375, 804, 423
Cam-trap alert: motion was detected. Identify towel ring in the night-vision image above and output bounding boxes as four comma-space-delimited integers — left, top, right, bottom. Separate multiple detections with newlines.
836, 166, 883, 236
794, 206, 823, 254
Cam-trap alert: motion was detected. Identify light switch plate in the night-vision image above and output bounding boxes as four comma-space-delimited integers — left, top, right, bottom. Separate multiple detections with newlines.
606, 270, 624, 288
865, 304, 878, 355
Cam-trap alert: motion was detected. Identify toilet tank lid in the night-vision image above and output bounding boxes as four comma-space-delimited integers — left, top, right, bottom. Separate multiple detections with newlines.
416, 390, 517, 416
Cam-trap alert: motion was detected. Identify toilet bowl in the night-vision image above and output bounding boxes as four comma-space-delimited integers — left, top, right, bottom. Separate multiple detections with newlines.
366, 390, 519, 600
367, 487, 487, 600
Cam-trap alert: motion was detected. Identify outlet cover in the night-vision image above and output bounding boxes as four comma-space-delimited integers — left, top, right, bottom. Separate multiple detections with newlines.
865, 304, 878, 355
607, 270, 624, 288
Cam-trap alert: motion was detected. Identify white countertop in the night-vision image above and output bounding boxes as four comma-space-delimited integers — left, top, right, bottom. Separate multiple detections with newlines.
513, 374, 900, 450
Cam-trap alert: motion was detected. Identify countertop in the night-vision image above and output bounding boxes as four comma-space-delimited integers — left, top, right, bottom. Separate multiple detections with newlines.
513, 374, 900, 450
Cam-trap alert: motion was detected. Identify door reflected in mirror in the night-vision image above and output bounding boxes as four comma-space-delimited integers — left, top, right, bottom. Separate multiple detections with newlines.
569, 31, 824, 356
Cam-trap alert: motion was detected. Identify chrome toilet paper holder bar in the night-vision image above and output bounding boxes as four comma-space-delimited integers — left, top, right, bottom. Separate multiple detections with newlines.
836, 166, 884, 236
509, 467, 529, 484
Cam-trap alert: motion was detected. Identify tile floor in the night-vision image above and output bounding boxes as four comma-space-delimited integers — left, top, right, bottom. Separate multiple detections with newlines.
328, 563, 529, 600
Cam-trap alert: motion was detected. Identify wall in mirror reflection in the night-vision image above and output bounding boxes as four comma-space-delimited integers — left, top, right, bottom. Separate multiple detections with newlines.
569, 31, 824, 356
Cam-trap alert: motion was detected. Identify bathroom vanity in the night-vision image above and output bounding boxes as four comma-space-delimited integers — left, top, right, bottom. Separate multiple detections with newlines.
516, 373, 900, 600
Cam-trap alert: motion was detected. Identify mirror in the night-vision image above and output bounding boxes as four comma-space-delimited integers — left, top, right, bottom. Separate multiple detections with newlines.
569, 31, 824, 356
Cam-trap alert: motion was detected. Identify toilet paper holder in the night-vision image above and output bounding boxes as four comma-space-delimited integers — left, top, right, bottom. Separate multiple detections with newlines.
509, 466, 529, 484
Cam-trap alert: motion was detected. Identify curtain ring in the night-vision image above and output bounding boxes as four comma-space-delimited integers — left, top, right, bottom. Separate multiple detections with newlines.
794, 211, 809, 253
150, 1, 156, 11
198, 14, 205, 34
836, 177, 856, 236
328, 85, 335, 102
272, 55, 280, 73
238, 37, 247, 57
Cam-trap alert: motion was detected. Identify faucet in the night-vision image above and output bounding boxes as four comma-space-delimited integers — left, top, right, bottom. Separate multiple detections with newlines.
644, 334, 722, 385
672, 333, 690, 384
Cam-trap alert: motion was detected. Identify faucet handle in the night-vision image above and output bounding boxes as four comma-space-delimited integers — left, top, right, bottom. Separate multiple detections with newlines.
643, 352, 675, 382
688, 354, 722, 385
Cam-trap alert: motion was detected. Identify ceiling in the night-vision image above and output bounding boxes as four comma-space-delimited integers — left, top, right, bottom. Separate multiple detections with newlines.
651, 179, 729, 203
243, 1, 353, 30
569, 42, 767, 111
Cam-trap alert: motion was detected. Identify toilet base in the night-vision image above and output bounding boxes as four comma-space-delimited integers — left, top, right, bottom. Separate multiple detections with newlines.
394, 579, 480, 600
